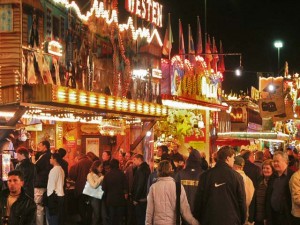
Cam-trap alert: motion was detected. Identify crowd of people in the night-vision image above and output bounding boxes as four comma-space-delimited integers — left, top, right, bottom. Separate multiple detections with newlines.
1, 140, 300, 225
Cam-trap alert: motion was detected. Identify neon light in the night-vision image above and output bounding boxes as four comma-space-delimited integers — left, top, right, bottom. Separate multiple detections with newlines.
125, 0, 163, 27
52, 0, 163, 45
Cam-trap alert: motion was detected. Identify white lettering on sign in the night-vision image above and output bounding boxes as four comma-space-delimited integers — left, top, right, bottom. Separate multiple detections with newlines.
125, 0, 163, 27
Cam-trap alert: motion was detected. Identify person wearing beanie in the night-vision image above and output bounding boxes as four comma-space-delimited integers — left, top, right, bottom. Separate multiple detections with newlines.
233, 156, 254, 225
176, 148, 202, 225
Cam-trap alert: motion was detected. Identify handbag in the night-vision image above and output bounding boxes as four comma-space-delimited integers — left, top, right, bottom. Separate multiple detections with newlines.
82, 181, 104, 200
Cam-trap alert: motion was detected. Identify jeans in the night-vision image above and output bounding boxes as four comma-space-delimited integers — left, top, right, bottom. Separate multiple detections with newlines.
90, 197, 101, 225
135, 202, 147, 225
35, 188, 47, 225
78, 194, 92, 225
46, 196, 64, 225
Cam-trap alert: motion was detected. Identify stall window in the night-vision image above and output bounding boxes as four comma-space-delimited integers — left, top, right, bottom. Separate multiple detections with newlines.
0, 4, 13, 32
46, 8, 52, 37
52, 16, 60, 39
60, 16, 65, 40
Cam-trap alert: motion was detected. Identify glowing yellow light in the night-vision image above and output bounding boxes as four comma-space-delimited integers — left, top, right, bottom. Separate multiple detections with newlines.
136, 102, 143, 113
98, 95, 106, 107
89, 94, 97, 106
122, 99, 129, 111
143, 103, 149, 114
130, 101, 136, 112
68, 90, 77, 104
57, 88, 66, 102
115, 98, 122, 110
79, 92, 87, 105
150, 105, 156, 114
107, 97, 115, 109
162, 107, 168, 116
156, 106, 162, 115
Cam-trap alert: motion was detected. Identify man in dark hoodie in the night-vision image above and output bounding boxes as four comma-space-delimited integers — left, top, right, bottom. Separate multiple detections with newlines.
132, 154, 151, 225
176, 148, 202, 225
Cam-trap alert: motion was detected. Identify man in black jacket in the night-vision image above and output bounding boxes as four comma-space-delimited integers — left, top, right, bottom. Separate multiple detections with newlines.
0, 170, 36, 225
132, 154, 151, 225
265, 151, 294, 225
102, 159, 128, 225
15, 147, 36, 198
194, 146, 246, 225
34, 140, 52, 225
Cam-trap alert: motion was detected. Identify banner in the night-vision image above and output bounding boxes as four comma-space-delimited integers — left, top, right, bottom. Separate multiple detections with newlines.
259, 77, 283, 99
258, 97, 285, 118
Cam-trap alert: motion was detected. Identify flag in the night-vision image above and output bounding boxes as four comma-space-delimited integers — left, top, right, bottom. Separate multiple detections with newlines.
179, 19, 185, 57
212, 37, 219, 72
196, 16, 203, 54
205, 34, 213, 69
218, 40, 225, 73
162, 13, 173, 59
188, 24, 195, 63
284, 61, 288, 77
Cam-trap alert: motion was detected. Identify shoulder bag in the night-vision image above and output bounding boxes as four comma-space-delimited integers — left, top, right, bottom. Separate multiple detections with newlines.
82, 181, 104, 200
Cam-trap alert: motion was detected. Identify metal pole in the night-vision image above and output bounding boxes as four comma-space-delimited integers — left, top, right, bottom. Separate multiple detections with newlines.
277, 48, 280, 75
204, 0, 207, 53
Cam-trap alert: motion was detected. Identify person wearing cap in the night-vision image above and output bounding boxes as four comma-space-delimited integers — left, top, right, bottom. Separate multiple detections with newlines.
194, 146, 246, 225
233, 156, 255, 225
175, 148, 202, 225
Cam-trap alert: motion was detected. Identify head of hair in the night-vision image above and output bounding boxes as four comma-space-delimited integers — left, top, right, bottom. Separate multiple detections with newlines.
51, 153, 63, 165
103, 150, 111, 157
241, 150, 252, 160
16, 147, 29, 158
57, 148, 67, 158
41, 140, 50, 151
133, 153, 144, 161
8, 170, 24, 181
160, 145, 169, 154
273, 151, 289, 164
262, 159, 274, 173
86, 151, 99, 161
255, 151, 264, 161
109, 159, 119, 169
217, 146, 235, 162
157, 160, 172, 177
90, 160, 103, 174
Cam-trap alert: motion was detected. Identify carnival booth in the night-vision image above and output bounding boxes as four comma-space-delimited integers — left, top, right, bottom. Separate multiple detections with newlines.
157, 35, 228, 159
0, 0, 168, 169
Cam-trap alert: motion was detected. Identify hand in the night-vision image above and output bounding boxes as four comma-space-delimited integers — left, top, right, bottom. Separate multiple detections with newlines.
133, 201, 138, 205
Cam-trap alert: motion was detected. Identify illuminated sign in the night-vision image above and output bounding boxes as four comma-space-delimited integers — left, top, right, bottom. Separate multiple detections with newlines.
48, 40, 63, 57
125, 0, 163, 27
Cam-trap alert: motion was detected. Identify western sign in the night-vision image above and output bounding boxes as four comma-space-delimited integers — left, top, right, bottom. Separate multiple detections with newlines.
125, 0, 163, 27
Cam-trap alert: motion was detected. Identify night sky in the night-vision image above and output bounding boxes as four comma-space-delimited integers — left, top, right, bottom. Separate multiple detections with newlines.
76, 0, 300, 94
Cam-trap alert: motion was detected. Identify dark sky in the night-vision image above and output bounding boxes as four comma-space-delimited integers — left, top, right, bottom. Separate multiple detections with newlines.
76, 0, 300, 94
